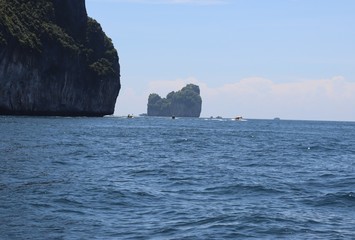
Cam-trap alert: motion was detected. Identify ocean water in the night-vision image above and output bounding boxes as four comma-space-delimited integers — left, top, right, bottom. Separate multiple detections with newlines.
0, 116, 354, 239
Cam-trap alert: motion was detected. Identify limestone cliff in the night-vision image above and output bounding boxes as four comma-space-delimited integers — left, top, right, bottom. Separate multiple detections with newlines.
147, 84, 202, 117
0, 0, 120, 116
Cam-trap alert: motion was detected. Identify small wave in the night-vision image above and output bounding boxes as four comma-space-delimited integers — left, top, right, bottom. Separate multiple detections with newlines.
0, 183, 7, 191
172, 138, 189, 144
52, 160, 68, 165
209, 119, 225, 122
319, 173, 337, 178
312, 192, 355, 207
131, 169, 157, 176
30, 203, 53, 208
8, 180, 64, 191
53, 197, 83, 207
53, 209, 86, 215
203, 183, 284, 195
102, 188, 160, 208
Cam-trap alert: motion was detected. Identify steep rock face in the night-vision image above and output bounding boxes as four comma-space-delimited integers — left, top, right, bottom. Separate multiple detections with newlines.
147, 84, 202, 117
0, 0, 120, 116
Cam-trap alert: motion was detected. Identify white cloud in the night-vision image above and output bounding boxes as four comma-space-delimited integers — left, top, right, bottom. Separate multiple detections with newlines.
115, 76, 355, 121
114, 87, 148, 116
201, 76, 355, 121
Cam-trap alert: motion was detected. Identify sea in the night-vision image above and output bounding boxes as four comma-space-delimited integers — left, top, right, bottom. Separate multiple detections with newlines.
0, 116, 354, 239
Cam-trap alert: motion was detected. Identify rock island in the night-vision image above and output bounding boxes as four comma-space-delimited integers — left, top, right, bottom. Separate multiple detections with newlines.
147, 84, 202, 117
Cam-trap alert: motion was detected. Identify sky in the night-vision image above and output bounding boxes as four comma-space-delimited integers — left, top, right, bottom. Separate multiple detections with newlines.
86, 0, 355, 121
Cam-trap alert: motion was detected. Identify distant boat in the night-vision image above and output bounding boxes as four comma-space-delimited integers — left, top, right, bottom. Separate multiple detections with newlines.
127, 114, 134, 119
234, 116, 243, 121
274, 117, 281, 121
216, 116, 223, 119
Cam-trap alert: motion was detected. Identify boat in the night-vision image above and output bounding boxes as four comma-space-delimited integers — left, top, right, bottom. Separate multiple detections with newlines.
234, 116, 243, 121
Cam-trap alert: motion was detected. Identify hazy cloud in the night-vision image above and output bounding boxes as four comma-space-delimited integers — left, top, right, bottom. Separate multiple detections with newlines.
199, 76, 355, 121
115, 76, 355, 121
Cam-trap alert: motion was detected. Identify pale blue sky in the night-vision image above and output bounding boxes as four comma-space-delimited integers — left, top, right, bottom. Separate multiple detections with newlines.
86, 0, 355, 121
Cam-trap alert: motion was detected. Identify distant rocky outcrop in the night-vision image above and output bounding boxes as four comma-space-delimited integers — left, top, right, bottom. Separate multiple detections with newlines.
147, 84, 202, 117
0, 0, 120, 116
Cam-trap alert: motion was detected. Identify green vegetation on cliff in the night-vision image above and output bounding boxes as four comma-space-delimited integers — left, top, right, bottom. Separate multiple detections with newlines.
147, 84, 202, 117
0, 0, 64, 50
0, 0, 120, 116
0, 0, 117, 78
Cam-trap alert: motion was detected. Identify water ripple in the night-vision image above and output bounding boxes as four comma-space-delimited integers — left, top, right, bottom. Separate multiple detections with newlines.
1, 117, 354, 239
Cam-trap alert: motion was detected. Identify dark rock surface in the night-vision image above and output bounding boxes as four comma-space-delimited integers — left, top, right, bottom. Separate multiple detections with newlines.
147, 84, 202, 117
0, 0, 120, 116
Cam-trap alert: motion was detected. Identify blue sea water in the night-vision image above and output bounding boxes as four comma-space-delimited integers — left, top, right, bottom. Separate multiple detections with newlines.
0, 116, 354, 239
